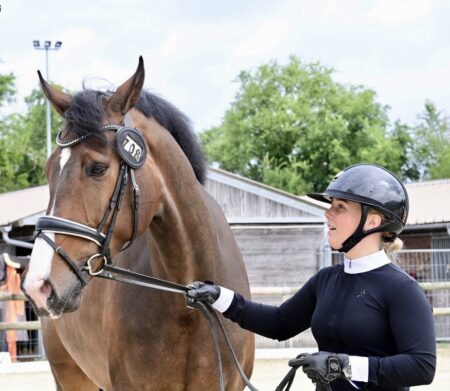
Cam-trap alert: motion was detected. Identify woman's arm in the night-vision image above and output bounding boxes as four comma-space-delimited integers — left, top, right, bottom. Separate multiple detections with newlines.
222, 276, 317, 340
368, 279, 436, 387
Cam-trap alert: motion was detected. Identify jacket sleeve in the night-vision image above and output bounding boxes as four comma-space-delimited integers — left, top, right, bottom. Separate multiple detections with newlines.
222, 274, 317, 340
368, 279, 436, 387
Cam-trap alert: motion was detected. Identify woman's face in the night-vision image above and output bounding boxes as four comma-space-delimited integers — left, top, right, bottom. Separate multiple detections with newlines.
325, 198, 361, 250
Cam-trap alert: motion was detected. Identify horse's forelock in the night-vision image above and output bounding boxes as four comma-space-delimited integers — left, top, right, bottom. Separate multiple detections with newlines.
64, 90, 108, 142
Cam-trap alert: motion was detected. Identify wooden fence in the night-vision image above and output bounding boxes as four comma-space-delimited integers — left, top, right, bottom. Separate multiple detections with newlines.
1, 282, 450, 332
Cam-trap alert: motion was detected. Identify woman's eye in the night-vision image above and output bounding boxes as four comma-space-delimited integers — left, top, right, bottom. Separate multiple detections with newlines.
87, 163, 107, 176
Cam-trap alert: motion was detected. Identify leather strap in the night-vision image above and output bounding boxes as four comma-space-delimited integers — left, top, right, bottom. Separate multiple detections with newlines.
38, 232, 88, 286
36, 216, 105, 247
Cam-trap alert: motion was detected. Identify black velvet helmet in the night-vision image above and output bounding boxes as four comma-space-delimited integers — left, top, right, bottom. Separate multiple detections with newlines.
308, 163, 409, 252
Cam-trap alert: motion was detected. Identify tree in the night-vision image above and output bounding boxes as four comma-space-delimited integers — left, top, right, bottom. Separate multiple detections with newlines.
410, 101, 450, 180
201, 56, 411, 194
0, 84, 64, 192
0, 72, 16, 108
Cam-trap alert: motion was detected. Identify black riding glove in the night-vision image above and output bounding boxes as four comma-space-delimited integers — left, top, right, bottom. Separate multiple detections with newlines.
301, 351, 351, 385
186, 281, 221, 308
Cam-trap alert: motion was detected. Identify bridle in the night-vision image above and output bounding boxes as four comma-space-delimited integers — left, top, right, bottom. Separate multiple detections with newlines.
33, 121, 263, 391
35, 122, 147, 286
33, 121, 301, 391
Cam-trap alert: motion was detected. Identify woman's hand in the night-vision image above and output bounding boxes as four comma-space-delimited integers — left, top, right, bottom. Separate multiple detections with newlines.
301, 351, 351, 384
186, 281, 221, 307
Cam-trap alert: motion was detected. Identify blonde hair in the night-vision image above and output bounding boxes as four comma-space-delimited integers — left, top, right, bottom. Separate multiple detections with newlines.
381, 235, 404, 263
368, 208, 404, 263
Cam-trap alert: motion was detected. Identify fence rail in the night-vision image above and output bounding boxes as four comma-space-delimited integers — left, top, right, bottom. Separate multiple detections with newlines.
0, 321, 41, 331
2, 282, 449, 334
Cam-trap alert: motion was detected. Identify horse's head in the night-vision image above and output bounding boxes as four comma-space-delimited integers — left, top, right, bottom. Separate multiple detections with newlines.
22, 58, 164, 318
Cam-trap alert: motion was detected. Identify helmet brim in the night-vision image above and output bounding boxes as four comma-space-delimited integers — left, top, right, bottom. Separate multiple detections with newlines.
307, 192, 331, 204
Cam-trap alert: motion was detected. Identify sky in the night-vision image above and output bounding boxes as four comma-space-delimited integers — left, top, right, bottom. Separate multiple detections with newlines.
1, 0, 450, 133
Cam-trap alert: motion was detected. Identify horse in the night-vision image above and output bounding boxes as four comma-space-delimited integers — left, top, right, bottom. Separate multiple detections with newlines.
21, 57, 255, 390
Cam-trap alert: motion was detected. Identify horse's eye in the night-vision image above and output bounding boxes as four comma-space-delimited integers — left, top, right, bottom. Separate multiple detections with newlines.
87, 163, 108, 176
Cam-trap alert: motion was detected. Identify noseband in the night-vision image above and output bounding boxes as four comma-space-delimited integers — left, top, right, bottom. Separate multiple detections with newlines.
35, 123, 147, 286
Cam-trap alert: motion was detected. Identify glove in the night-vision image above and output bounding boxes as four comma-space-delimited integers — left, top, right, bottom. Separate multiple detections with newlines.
186, 281, 221, 308
301, 351, 351, 385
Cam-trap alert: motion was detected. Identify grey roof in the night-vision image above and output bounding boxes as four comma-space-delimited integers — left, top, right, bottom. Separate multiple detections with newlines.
405, 179, 450, 225
0, 185, 49, 226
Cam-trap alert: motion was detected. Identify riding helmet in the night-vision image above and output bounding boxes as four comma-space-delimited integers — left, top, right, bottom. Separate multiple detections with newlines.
308, 163, 409, 252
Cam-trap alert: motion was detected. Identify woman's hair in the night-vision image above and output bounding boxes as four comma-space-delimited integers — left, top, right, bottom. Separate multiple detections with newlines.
368, 208, 404, 262
381, 235, 404, 263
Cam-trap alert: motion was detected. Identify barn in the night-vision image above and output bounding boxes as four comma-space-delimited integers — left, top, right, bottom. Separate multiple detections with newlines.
1, 172, 450, 353
205, 168, 327, 288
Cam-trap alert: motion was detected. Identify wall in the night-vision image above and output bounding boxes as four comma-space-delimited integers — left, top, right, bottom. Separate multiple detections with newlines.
232, 225, 324, 287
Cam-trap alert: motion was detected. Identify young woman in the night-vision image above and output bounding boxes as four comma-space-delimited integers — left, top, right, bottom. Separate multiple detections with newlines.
187, 163, 436, 391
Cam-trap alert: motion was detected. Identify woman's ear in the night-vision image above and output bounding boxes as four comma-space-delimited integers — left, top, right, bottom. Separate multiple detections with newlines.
365, 213, 383, 230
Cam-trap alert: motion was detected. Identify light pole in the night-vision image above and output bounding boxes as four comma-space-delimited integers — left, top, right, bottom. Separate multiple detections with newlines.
33, 40, 63, 157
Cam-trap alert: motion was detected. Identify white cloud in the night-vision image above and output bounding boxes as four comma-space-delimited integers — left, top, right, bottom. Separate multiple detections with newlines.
1, 0, 450, 132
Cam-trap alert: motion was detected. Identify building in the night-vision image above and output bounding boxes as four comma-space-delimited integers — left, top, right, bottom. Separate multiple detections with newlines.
206, 168, 327, 287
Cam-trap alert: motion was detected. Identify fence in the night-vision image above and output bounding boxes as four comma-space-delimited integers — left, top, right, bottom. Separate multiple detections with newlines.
1, 249, 450, 360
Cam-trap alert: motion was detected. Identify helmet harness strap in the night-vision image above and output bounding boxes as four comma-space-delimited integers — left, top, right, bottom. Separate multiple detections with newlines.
338, 204, 397, 253
338, 204, 369, 253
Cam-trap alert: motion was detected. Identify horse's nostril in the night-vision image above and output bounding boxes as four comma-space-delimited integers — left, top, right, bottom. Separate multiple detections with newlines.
41, 280, 52, 297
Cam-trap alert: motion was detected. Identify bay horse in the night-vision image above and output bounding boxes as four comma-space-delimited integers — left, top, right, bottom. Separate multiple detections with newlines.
21, 57, 254, 390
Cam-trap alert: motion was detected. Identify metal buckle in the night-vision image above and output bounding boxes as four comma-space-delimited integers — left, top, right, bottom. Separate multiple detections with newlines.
83, 253, 107, 276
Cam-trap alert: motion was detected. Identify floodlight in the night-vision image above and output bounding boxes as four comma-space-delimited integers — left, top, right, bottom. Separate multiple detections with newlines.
32, 39, 63, 157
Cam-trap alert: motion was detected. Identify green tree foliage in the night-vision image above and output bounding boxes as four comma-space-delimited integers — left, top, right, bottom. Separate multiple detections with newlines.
0, 78, 64, 192
0, 72, 16, 108
410, 101, 450, 180
201, 56, 412, 194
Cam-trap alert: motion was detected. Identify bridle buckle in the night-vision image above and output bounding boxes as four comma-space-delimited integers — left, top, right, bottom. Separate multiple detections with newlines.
84, 254, 107, 276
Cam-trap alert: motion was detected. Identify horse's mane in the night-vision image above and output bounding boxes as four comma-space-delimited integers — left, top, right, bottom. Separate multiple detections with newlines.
64, 89, 206, 184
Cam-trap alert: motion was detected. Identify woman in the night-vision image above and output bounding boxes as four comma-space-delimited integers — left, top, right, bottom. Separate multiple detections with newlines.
187, 163, 436, 391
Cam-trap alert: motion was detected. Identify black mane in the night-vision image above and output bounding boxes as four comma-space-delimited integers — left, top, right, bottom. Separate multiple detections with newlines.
64, 90, 206, 184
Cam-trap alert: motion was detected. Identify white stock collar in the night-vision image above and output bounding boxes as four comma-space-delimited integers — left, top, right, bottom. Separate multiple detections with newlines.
344, 250, 391, 274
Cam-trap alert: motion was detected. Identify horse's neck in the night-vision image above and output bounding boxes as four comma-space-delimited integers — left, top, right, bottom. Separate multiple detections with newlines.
134, 114, 220, 284
149, 181, 218, 285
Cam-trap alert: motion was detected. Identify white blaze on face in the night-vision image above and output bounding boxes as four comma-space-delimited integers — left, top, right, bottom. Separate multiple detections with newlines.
23, 148, 72, 308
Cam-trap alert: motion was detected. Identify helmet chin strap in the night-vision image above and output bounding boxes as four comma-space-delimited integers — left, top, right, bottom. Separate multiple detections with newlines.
338, 204, 369, 253
337, 204, 398, 253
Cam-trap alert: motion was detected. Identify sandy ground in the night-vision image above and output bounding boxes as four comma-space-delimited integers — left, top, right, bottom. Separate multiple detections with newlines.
1, 346, 449, 390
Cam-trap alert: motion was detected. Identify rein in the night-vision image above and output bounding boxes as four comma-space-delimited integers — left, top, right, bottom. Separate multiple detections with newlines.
95, 263, 305, 391
93, 264, 259, 391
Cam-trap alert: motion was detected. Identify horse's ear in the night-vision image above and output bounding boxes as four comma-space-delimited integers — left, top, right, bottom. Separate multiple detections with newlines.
38, 71, 72, 117
107, 56, 145, 115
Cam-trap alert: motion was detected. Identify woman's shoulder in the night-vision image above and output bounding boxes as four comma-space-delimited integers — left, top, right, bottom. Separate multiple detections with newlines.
314, 264, 343, 280
383, 262, 417, 282
375, 262, 423, 294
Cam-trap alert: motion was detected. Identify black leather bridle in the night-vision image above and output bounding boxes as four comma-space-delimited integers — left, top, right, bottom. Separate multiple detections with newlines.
35, 123, 146, 286
33, 122, 304, 391
33, 123, 263, 391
